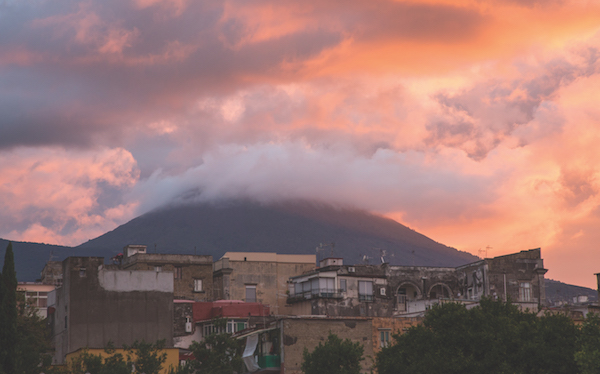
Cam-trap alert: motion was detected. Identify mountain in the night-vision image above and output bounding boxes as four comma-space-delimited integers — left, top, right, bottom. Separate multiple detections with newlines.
75, 199, 479, 267
1, 200, 597, 305
545, 279, 598, 306
0, 239, 81, 282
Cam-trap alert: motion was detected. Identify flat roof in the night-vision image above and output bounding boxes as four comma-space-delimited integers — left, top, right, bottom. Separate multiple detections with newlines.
221, 252, 316, 264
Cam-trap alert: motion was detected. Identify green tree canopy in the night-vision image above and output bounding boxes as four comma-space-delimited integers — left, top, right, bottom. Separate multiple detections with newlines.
188, 318, 244, 374
301, 333, 364, 374
376, 298, 580, 374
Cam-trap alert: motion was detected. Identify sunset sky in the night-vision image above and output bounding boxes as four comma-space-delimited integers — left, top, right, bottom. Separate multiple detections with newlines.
2, 0, 600, 288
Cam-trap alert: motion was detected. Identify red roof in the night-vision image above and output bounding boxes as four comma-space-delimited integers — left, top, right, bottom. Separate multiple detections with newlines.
193, 301, 270, 322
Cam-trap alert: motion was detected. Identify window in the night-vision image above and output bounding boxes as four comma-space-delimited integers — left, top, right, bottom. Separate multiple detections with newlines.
397, 288, 407, 312
226, 320, 248, 333
194, 279, 203, 292
246, 285, 257, 303
23, 291, 49, 308
155, 266, 162, 272
311, 278, 319, 296
359, 281, 373, 302
79, 268, 86, 277
175, 266, 183, 280
519, 282, 531, 302
204, 324, 215, 337
379, 330, 391, 348
319, 278, 335, 294
340, 279, 347, 292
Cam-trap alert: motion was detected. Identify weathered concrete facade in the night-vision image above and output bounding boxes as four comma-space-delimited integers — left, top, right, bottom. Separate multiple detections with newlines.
278, 317, 374, 374
40, 261, 63, 286
50, 257, 174, 364
288, 249, 547, 317
457, 249, 547, 310
213, 252, 315, 315
122, 253, 213, 301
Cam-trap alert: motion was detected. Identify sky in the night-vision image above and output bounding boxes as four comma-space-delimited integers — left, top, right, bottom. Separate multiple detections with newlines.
1, 0, 600, 288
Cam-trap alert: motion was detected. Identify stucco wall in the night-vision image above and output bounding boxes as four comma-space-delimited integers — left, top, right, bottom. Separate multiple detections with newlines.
219, 258, 315, 315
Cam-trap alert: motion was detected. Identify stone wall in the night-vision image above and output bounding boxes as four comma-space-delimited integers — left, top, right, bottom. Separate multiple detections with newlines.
123, 254, 213, 301
173, 302, 194, 337
280, 317, 373, 374
371, 316, 422, 354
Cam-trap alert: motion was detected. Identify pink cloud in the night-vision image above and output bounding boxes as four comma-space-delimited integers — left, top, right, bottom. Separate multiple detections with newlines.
0, 147, 139, 246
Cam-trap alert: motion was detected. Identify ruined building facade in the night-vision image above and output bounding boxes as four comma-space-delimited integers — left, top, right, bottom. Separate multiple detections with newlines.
287, 248, 547, 317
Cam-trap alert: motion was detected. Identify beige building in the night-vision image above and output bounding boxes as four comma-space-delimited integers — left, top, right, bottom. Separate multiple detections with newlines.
213, 252, 316, 315
17, 282, 55, 318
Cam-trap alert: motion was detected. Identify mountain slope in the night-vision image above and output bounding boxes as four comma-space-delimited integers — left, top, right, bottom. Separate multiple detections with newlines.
77, 199, 479, 267
0, 239, 80, 281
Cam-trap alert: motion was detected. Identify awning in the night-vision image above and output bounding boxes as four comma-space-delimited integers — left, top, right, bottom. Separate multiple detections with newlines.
235, 326, 277, 340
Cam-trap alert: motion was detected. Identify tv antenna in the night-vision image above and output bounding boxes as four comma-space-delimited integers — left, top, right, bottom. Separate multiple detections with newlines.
372, 248, 387, 264
359, 253, 371, 265
478, 246, 492, 258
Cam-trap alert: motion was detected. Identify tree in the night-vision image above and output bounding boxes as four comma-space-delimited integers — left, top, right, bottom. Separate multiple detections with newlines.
376, 298, 579, 374
14, 298, 53, 374
0, 242, 18, 374
124, 339, 168, 374
301, 333, 364, 374
575, 313, 600, 374
188, 318, 244, 374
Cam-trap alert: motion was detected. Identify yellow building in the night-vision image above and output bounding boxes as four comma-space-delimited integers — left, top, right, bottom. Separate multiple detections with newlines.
65, 347, 180, 374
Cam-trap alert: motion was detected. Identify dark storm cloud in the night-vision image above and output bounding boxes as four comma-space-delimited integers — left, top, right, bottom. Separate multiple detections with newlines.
0, 0, 486, 150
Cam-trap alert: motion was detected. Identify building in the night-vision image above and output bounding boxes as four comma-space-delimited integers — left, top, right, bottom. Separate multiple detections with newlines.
17, 282, 55, 318
120, 245, 213, 301
40, 261, 63, 286
287, 249, 548, 317
456, 248, 547, 310
371, 316, 422, 354
49, 256, 174, 364
213, 252, 316, 315
234, 316, 375, 374
173, 299, 271, 349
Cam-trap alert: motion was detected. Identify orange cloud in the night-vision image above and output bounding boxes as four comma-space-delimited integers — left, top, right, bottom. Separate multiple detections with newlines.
0, 147, 139, 246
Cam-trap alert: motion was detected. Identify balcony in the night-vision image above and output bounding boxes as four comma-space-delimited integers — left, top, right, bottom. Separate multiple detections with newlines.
287, 288, 344, 303
358, 294, 374, 302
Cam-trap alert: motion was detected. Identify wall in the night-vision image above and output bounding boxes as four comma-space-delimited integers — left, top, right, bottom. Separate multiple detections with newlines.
371, 316, 422, 354
122, 254, 213, 301
41, 261, 63, 286
214, 253, 315, 315
51, 257, 174, 364
280, 317, 374, 374
459, 248, 547, 309
65, 347, 180, 374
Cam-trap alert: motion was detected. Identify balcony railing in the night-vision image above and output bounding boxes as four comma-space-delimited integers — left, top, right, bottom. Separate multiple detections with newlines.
287, 288, 344, 303
359, 294, 374, 302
